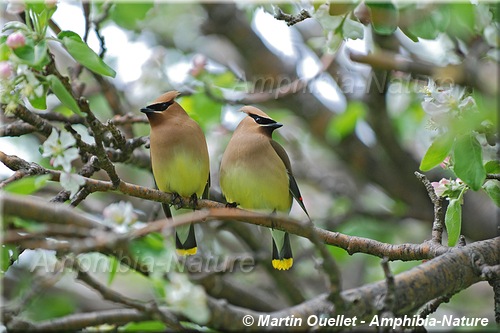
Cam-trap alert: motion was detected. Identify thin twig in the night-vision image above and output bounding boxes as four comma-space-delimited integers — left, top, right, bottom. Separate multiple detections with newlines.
415, 172, 444, 244
80, 99, 121, 187
274, 7, 311, 26
0, 121, 37, 136
5, 104, 55, 137
416, 294, 452, 319
202, 53, 335, 105
93, 1, 112, 58
68, 257, 183, 329
486, 174, 500, 181
2, 259, 66, 325
380, 257, 396, 317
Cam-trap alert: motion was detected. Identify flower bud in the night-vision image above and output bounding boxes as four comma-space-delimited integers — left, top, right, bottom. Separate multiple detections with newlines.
189, 54, 207, 77
6, 32, 26, 49
0, 62, 13, 80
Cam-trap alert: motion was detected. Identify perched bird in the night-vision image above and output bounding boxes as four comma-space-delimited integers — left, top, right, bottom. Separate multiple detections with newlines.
141, 91, 210, 256
219, 106, 308, 270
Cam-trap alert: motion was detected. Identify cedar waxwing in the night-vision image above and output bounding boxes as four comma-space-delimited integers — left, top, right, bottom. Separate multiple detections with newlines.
141, 91, 210, 256
219, 106, 308, 270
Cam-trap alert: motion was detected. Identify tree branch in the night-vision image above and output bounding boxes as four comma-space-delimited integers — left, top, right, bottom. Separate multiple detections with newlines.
2, 191, 448, 261
415, 172, 445, 244
274, 8, 311, 26
68, 257, 183, 329
14, 237, 498, 331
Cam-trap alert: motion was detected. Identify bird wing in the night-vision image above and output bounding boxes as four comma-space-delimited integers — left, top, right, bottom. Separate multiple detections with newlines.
270, 140, 309, 218
202, 173, 211, 200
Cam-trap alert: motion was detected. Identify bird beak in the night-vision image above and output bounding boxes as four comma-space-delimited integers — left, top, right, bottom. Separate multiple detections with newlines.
140, 107, 154, 114
264, 122, 283, 129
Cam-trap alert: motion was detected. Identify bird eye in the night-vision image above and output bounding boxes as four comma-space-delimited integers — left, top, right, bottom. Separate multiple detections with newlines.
249, 113, 276, 125
147, 100, 174, 111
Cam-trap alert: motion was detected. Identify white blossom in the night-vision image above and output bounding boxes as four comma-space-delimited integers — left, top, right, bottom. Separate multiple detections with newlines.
41, 129, 79, 172
421, 81, 476, 126
60, 172, 85, 199
103, 201, 138, 232
165, 273, 210, 324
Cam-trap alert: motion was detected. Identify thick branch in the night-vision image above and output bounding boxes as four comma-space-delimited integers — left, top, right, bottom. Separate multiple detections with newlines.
14, 238, 499, 331
350, 51, 498, 96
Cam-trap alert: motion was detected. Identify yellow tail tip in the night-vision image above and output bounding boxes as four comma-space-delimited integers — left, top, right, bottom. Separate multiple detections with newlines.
176, 247, 197, 256
272, 258, 293, 270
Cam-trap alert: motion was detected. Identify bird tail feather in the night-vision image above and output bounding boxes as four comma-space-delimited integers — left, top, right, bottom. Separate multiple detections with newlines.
271, 232, 293, 270
162, 203, 197, 255
175, 223, 197, 256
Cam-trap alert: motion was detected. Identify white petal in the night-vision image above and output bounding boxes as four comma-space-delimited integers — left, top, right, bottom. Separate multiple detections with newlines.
60, 131, 76, 148
60, 172, 84, 198
42, 128, 59, 157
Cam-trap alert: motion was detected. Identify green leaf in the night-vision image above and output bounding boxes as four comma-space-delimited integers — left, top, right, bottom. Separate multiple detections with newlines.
453, 135, 486, 191
212, 71, 237, 88
107, 256, 119, 286
2, 21, 30, 33
1, 245, 18, 274
11, 39, 49, 69
3, 174, 51, 194
120, 321, 167, 332
447, 3, 475, 40
420, 134, 454, 171
329, 3, 356, 16
0, 42, 11, 61
129, 233, 166, 269
367, 2, 399, 35
327, 101, 366, 142
483, 180, 500, 207
11, 44, 34, 63
151, 277, 167, 299
110, 3, 153, 30
57, 31, 116, 77
26, 294, 76, 321
406, 5, 450, 40
343, 18, 364, 39
26, 2, 47, 14
484, 160, 500, 174
33, 40, 49, 67
28, 84, 48, 110
12, 217, 46, 232
47, 74, 82, 115
431, 5, 451, 32
400, 26, 419, 42
445, 198, 462, 247
179, 93, 221, 129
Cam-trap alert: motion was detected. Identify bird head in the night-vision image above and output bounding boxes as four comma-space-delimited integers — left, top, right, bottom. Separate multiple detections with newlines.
140, 91, 184, 125
240, 106, 283, 135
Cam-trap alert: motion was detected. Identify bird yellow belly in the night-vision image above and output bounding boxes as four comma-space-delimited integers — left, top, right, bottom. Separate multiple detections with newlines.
220, 165, 291, 213
152, 151, 208, 198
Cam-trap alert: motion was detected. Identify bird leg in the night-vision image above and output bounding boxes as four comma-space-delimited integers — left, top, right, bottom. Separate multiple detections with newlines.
225, 202, 238, 208
171, 192, 183, 209
270, 209, 277, 230
189, 193, 198, 211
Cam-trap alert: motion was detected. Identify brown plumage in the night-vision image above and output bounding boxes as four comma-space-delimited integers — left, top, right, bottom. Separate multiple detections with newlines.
141, 91, 210, 255
219, 106, 308, 270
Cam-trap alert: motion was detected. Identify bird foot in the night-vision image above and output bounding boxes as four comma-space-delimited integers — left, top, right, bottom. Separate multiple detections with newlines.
172, 193, 183, 209
189, 193, 198, 210
225, 202, 238, 208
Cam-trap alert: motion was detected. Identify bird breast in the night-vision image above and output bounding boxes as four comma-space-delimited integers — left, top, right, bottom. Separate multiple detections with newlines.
220, 134, 292, 212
